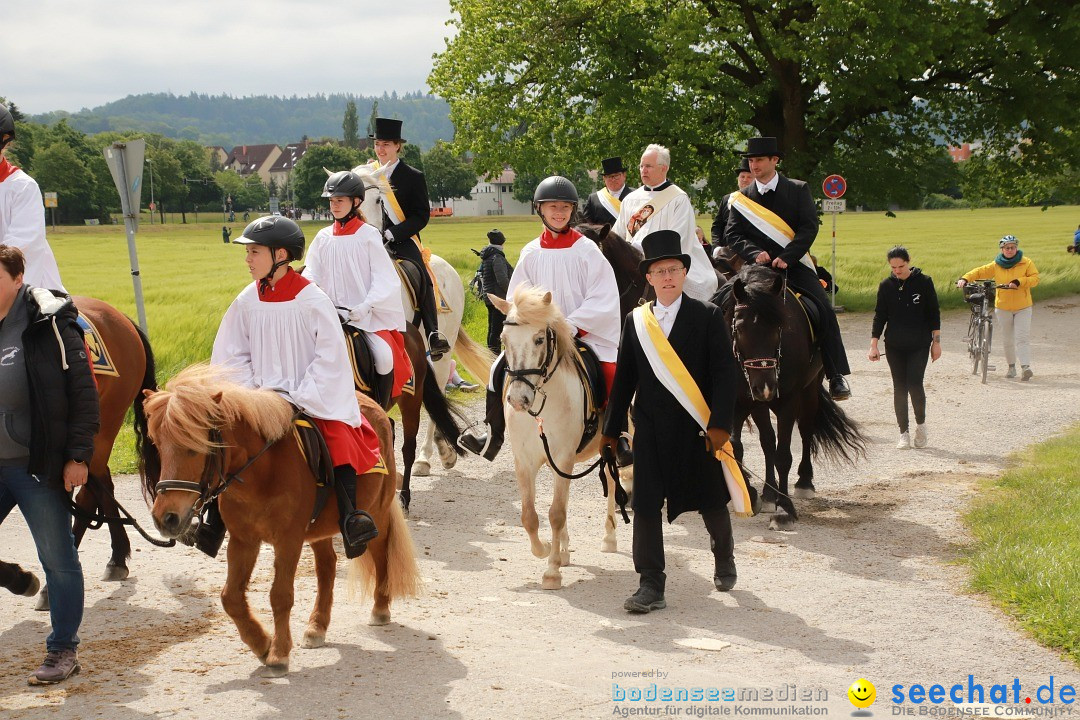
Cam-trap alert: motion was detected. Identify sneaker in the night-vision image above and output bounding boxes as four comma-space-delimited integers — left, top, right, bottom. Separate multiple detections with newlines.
28, 648, 80, 685
913, 424, 928, 448
1021, 366, 1033, 381
454, 379, 480, 391
1005, 365, 1017, 379
623, 585, 667, 614
896, 432, 910, 449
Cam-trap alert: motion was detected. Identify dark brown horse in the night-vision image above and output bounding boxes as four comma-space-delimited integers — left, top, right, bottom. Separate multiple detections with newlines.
577, 223, 647, 319
1, 559, 40, 597
144, 365, 419, 676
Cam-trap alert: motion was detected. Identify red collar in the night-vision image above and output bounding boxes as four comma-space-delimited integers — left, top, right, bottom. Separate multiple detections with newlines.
332, 215, 364, 236
258, 267, 309, 302
0, 158, 19, 183
539, 227, 583, 249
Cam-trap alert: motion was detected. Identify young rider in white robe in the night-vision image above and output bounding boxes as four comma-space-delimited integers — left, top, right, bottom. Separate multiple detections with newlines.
0, 103, 66, 292
459, 175, 622, 461
303, 170, 409, 407
208, 216, 382, 560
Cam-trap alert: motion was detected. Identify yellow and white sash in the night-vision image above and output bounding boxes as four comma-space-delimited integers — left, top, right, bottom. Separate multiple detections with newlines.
597, 187, 622, 219
728, 191, 815, 271
631, 303, 754, 516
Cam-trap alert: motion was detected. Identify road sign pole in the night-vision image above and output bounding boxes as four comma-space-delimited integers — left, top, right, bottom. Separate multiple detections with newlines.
104, 141, 149, 333
831, 212, 838, 309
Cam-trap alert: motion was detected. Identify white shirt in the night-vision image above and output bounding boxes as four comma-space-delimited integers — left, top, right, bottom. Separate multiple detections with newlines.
0, 168, 66, 291
652, 295, 683, 338
508, 234, 622, 362
302, 221, 406, 332
754, 173, 780, 194
211, 279, 363, 426
613, 183, 717, 302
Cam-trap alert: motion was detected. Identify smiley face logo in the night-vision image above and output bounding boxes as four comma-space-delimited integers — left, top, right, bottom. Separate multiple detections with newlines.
848, 678, 876, 709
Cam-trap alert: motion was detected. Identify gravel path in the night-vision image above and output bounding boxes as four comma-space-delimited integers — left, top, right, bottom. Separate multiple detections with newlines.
2, 298, 1078, 718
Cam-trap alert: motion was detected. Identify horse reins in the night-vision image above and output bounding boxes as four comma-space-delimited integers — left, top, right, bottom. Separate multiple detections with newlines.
155, 427, 277, 514
502, 322, 562, 418
67, 479, 177, 548
731, 273, 787, 399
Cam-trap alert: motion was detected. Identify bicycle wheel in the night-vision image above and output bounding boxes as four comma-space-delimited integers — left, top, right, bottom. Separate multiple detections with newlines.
966, 311, 979, 362
981, 321, 993, 384
972, 320, 983, 375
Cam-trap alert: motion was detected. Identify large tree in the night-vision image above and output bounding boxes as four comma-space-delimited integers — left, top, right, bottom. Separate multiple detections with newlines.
343, 100, 360, 149
32, 142, 97, 224
422, 141, 475, 205
430, 0, 1079, 208
291, 144, 360, 210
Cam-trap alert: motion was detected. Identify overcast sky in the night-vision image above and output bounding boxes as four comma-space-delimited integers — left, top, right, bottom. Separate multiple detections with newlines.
5, 0, 454, 114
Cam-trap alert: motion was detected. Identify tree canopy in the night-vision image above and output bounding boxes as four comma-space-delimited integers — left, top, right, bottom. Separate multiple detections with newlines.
422, 141, 475, 205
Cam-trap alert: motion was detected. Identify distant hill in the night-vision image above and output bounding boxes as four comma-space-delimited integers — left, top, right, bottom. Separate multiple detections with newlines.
28, 92, 455, 150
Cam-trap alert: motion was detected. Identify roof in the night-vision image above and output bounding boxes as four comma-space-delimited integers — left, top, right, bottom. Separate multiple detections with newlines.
226, 144, 280, 174
269, 141, 317, 173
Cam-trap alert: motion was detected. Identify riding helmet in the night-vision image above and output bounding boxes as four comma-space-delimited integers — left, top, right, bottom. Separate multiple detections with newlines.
533, 175, 579, 205
0, 103, 15, 138
234, 215, 306, 261
322, 170, 367, 199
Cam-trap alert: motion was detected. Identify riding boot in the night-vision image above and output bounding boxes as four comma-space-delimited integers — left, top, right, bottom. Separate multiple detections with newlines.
419, 286, 450, 361
458, 387, 505, 461
333, 465, 378, 559
375, 370, 395, 411
194, 499, 227, 558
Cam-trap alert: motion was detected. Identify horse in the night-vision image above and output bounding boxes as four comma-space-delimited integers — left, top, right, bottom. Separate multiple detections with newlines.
351, 163, 494, 508
492, 286, 620, 590
719, 265, 865, 529
143, 364, 420, 677
1, 559, 40, 597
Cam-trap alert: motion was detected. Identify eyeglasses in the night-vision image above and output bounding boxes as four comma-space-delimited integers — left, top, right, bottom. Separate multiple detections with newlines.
648, 267, 686, 278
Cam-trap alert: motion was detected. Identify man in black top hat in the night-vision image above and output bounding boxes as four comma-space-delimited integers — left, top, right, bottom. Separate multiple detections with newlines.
369, 117, 451, 360
601, 229, 744, 613
723, 137, 852, 399
709, 157, 753, 253
582, 157, 635, 226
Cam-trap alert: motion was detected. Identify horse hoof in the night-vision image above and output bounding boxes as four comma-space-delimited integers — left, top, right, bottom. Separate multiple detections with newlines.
369, 611, 391, 626
412, 460, 431, 477
601, 539, 617, 553
301, 630, 325, 649
792, 487, 816, 499
35, 586, 50, 612
769, 512, 796, 531
760, 501, 777, 514
102, 562, 129, 582
542, 573, 562, 590
260, 662, 289, 678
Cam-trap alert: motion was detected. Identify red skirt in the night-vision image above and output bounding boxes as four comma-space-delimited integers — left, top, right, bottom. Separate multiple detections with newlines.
312, 417, 381, 474
374, 329, 412, 396
600, 361, 616, 401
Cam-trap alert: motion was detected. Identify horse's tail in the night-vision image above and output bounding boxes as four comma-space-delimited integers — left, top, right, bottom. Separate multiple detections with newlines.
421, 366, 466, 454
347, 497, 422, 601
453, 327, 495, 387
130, 320, 161, 500
808, 386, 867, 465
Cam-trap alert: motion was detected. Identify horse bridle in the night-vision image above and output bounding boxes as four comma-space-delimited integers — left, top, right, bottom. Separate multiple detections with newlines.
730, 274, 787, 399
502, 322, 562, 417
154, 428, 276, 514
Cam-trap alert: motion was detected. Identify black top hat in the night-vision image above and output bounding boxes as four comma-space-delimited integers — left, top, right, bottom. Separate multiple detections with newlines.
639, 229, 692, 275
601, 157, 627, 175
741, 137, 782, 158
370, 117, 406, 142
736, 157, 751, 175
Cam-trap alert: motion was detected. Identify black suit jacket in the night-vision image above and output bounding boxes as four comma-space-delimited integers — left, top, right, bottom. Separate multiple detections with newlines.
724, 174, 819, 267
709, 192, 734, 249
381, 161, 430, 243
603, 295, 738, 520
581, 185, 634, 226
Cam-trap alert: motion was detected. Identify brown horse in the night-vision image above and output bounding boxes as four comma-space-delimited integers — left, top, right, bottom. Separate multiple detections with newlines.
577, 223, 647, 319
143, 364, 420, 676
1, 559, 40, 597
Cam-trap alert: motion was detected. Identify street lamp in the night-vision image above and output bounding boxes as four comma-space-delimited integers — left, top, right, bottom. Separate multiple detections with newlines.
147, 156, 156, 224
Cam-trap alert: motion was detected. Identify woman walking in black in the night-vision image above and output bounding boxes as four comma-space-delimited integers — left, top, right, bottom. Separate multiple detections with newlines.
869, 246, 941, 449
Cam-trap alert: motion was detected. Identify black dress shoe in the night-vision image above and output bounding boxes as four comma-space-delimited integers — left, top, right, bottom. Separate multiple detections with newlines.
829, 375, 852, 401
616, 437, 634, 467
623, 585, 666, 613
428, 332, 451, 361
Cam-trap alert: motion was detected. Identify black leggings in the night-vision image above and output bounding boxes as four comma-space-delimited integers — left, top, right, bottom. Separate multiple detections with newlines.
885, 344, 930, 433
486, 304, 506, 354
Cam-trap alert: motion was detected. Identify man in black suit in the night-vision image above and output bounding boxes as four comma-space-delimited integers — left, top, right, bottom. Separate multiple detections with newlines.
601, 230, 744, 613
581, 156, 634, 226
709, 157, 753, 252
724, 136, 852, 399
370, 117, 451, 359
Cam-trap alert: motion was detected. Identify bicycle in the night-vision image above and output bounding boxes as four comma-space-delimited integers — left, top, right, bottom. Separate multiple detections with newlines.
961, 279, 1010, 384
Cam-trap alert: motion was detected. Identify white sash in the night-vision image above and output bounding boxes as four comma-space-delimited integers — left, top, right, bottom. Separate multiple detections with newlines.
596, 187, 621, 219
729, 192, 815, 271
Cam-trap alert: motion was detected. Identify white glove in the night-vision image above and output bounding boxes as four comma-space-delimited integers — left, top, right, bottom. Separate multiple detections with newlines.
348, 305, 371, 324
384, 229, 395, 242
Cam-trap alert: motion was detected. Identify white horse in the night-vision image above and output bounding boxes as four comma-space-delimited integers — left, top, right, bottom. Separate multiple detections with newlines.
351, 164, 493, 484
492, 286, 620, 590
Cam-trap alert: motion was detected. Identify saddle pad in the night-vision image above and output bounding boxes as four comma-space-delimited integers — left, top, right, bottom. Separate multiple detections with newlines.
572, 338, 606, 453
395, 258, 422, 314
77, 313, 120, 378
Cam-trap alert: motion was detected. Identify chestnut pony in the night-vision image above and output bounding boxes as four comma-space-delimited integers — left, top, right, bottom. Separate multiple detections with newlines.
143, 364, 419, 676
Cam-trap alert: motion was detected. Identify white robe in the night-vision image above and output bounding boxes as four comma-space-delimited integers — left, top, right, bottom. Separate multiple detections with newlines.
613, 183, 716, 301
302, 222, 406, 332
508, 234, 621, 362
211, 281, 363, 426
0, 168, 66, 292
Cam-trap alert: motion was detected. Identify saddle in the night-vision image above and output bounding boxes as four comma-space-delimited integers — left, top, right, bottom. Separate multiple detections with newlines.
291, 414, 335, 525
340, 321, 414, 409
571, 339, 607, 453
787, 288, 820, 344
393, 256, 426, 316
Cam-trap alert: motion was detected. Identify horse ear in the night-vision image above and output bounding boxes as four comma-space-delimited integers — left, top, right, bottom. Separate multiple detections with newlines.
770, 271, 784, 295
490, 294, 511, 314
542, 291, 552, 306
599, 223, 611, 241
142, 388, 155, 399
733, 278, 748, 302
211, 392, 224, 404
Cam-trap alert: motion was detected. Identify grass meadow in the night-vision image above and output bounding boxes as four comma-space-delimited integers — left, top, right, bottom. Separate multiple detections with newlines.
965, 424, 1080, 664
49, 204, 1080, 471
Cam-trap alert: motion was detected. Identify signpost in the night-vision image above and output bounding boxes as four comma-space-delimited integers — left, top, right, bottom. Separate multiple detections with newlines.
821, 175, 847, 310
43, 192, 58, 231
103, 139, 149, 333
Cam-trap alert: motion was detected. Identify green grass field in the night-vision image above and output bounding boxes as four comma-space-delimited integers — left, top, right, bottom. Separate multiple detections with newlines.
965, 424, 1080, 664
47, 205, 1080, 471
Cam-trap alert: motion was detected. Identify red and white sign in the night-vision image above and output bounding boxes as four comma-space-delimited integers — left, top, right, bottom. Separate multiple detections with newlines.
822, 175, 847, 199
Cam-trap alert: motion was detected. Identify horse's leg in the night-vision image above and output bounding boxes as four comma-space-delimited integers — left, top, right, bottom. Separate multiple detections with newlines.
543, 473, 572, 590
602, 467, 618, 553
264, 540, 303, 676
355, 470, 394, 625
415, 423, 435, 476
514, 457, 548, 559
752, 405, 778, 512
398, 395, 421, 515
302, 538, 336, 649
220, 538, 272, 664
1, 560, 40, 597
94, 468, 131, 581
770, 408, 799, 531
794, 389, 817, 498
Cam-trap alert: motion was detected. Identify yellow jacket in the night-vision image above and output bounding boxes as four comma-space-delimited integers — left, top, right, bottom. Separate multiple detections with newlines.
962, 255, 1039, 312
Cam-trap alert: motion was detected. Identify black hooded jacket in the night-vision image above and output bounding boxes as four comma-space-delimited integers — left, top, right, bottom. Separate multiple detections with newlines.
479, 245, 513, 304
871, 268, 941, 348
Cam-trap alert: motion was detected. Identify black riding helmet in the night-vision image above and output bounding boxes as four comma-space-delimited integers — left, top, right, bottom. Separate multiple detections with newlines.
0, 103, 15, 151
234, 215, 305, 290
322, 170, 367, 198
533, 175, 579, 205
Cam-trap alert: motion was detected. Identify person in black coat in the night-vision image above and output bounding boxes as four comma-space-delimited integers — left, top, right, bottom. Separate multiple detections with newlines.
601, 230, 741, 614
709, 157, 753, 253
869, 246, 941, 450
370, 117, 450, 359
478, 229, 513, 353
581, 157, 635, 226
724, 136, 853, 400
0, 245, 98, 684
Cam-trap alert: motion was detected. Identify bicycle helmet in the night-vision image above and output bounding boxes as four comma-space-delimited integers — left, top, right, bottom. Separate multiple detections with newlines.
999, 234, 1018, 248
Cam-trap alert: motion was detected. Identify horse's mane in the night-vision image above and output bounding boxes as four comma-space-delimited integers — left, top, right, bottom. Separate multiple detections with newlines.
735, 264, 787, 326
143, 364, 295, 456
507, 285, 578, 360
576, 223, 643, 277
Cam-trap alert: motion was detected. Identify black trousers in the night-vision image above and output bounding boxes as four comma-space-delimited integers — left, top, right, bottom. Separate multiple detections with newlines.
389, 237, 439, 336
485, 304, 506, 354
633, 505, 734, 591
787, 264, 851, 378
885, 343, 930, 433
